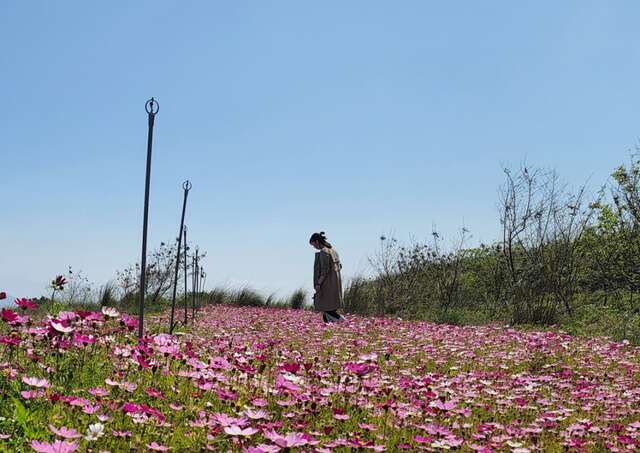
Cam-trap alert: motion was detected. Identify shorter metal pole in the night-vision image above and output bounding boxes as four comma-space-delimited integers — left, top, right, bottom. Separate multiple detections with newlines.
200, 269, 206, 310
183, 226, 188, 325
191, 251, 197, 321
169, 180, 191, 333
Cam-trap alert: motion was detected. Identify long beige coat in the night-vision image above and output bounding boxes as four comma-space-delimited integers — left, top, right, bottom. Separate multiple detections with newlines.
313, 247, 343, 311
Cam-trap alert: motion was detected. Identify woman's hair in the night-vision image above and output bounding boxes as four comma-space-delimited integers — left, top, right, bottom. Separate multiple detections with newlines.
309, 231, 332, 248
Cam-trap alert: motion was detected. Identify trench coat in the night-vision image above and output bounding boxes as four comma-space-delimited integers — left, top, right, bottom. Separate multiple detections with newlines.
313, 247, 343, 311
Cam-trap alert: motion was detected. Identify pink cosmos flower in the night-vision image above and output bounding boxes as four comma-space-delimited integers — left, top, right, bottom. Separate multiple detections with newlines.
245, 446, 281, 453
469, 446, 493, 453
415, 435, 432, 444
31, 440, 78, 453
275, 374, 301, 392
224, 425, 259, 437
49, 424, 82, 439
72, 333, 95, 346
82, 403, 100, 415
145, 387, 164, 399
264, 431, 310, 448
146, 442, 170, 451
88, 387, 109, 397
430, 399, 457, 411
212, 413, 247, 427
84, 311, 103, 322
333, 408, 350, 420
22, 376, 50, 388
50, 321, 74, 334
245, 408, 269, 420
67, 397, 90, 407
120, 381, 137, 392
252, 398, 268, 407
57, 311, 77, 322
21, 390, 45, 399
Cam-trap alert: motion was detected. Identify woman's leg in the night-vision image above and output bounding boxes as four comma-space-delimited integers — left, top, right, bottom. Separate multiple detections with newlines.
326, 310, 339, 319
322, 313, 329, 323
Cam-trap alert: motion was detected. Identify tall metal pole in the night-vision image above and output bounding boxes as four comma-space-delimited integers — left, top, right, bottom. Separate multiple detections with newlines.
183, 226, 188, 325
138, 97, 159, 338
169, 180, 191, 333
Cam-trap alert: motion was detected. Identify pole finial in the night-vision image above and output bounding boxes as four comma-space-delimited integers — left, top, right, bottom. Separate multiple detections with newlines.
145, 97, 160, 115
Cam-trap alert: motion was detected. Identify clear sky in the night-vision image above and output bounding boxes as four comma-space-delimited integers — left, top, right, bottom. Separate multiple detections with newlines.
2, 1, 640, 299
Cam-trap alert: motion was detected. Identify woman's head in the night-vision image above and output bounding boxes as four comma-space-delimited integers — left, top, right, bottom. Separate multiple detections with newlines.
309, 231, 332, 250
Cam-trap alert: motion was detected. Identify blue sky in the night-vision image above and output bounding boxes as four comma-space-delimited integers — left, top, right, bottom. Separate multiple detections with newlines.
2, 1, 640, 299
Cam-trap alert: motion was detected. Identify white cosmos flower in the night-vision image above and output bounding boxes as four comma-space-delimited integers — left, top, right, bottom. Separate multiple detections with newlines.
85, 422, 105, 441
51, 322, 74, 334
101, 306, 120, 318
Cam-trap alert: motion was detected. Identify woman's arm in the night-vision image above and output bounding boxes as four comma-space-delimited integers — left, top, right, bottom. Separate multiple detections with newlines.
314, 253, 321, 290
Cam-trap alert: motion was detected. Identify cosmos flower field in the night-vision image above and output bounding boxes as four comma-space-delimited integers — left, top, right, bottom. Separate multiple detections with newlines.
1, 302, 639, 452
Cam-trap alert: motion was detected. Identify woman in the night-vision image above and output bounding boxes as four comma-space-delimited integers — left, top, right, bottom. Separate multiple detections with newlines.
310, 232, 345, 323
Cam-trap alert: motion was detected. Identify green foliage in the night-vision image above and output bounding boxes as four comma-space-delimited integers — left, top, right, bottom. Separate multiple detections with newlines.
98, 281, 117, 307
231, 288, 266, 307
287, 289, 307, 310
344, 156, 640, 344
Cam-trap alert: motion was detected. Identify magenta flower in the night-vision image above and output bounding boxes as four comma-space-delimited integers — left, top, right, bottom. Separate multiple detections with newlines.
344, 362, 371, 376
280, 362, 300, 374
15, 298, 38, 310
31, 440, 78, 453
122, 402, 141, 414
51, 275, 67, 291
1, 308, 18, 323
146, 442, 170, 451
120, 313, 138, 330
0, 335, 20, 346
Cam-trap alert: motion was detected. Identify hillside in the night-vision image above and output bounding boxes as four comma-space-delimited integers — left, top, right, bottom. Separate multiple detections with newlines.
0, 304, 639, 452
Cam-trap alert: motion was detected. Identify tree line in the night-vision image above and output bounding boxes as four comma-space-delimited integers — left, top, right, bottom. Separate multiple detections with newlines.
344, 155, 640, 343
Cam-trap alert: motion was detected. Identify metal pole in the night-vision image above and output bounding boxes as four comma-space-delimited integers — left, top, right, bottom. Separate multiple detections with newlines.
200, 269, 206, 311
183, 226, 188, 325
138, 97, 159, 338
192, 248, 199, 321
169, 181, 191, 333
191, 255, 195, 321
